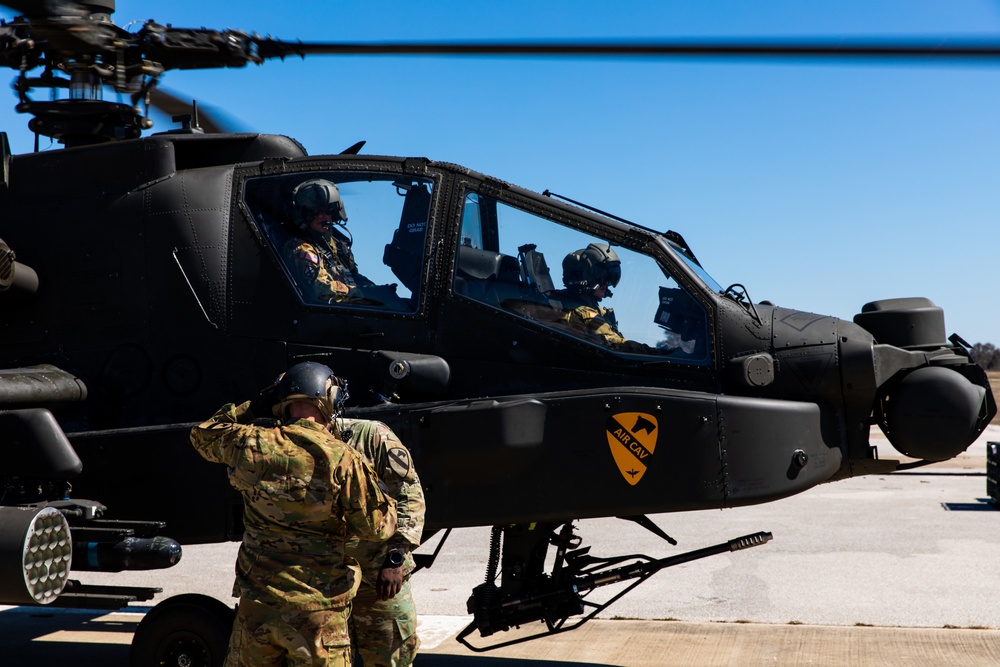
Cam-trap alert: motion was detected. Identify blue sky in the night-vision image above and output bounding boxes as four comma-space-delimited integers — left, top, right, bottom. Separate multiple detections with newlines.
2, 1, 998, 344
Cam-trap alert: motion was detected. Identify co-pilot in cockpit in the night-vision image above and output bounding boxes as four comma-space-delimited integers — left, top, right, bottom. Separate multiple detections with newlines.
453, 191, 711, 363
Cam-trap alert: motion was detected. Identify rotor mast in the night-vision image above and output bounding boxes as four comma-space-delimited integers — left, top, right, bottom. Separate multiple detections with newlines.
7, 0, 152, 147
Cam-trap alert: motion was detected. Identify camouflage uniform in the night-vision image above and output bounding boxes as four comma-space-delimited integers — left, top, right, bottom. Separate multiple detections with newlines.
189, 401, 398, 667
560, 303, 628, 346
284, 231, 372, 304
553, 291, 654, 354
340, 418, 425, 667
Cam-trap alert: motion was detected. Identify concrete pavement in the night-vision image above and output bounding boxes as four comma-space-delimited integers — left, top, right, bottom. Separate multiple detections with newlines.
3, 607, 1000, 666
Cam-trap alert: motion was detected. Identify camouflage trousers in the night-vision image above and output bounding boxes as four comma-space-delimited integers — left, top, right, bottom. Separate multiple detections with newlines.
350, 579, 418, 667
225, 598, 353, 667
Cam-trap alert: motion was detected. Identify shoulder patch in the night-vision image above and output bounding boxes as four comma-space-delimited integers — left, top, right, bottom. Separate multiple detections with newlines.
386, 446, 414, 480
294, 247, 320, 265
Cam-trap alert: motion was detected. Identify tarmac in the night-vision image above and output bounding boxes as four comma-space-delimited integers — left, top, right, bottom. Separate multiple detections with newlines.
3, 608, 1000, 666
2, 425, 998, 666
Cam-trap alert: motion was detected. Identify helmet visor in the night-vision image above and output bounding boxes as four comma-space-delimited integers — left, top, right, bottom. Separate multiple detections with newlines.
605, 262, 622, 288
324, 199, 347, 222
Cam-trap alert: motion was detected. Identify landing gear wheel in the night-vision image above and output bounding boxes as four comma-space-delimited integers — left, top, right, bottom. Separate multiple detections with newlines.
130, 593, 235, 667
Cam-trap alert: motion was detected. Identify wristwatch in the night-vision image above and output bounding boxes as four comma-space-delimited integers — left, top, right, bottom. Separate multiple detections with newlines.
385, 549, 404, 568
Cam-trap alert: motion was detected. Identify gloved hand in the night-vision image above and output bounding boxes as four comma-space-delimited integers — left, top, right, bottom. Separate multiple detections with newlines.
249, 382, 280, 419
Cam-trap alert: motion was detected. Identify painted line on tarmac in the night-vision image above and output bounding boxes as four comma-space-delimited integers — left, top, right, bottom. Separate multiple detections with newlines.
417, 615, 473, 649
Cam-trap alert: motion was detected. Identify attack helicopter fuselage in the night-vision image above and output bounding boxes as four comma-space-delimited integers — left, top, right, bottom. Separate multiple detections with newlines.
0, 129, 993, 545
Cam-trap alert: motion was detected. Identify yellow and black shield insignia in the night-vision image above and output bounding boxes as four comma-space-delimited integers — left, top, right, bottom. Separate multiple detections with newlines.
605, 412, 658, 485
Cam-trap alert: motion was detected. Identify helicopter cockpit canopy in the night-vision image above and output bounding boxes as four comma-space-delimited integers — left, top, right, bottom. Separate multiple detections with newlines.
455, 191, 713, 363
242, 172, 434, 313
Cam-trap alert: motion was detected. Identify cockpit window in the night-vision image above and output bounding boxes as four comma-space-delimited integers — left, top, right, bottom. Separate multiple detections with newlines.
243, 173, 432, 312
454, 191, 711, 363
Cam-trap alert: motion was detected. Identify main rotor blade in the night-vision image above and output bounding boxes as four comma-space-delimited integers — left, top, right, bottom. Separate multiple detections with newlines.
256, 38, 1000, 61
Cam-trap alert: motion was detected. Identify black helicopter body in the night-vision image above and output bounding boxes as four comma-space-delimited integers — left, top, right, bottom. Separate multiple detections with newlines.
0, 130, 854, 535
2, 122, 992, 577
0, 0, 995, 661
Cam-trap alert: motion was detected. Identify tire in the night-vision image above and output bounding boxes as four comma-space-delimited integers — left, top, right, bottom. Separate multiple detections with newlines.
130, 593, 235, 667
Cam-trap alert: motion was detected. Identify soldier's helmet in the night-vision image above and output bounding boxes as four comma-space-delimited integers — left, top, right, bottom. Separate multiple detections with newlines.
562, 243, 622, 291
291, 179, 348, 230
273, 361, 348, 421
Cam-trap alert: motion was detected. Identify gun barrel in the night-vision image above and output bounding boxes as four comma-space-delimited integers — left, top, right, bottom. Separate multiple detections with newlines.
578, 531, 773, 592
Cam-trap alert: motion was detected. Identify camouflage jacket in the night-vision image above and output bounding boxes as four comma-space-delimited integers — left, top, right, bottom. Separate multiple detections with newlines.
339, 419, 426, 585
560, 303, 628, 346
189, 401, 397, 610
553, 291, 653, 353
284, 236, 354, 303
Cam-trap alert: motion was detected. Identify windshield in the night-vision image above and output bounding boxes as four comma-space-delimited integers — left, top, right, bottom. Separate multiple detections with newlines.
453, 191, 712, 364
667, 240, 724, 294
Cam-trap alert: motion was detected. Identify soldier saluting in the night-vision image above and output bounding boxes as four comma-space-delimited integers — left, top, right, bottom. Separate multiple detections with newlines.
190, 361, 397, 667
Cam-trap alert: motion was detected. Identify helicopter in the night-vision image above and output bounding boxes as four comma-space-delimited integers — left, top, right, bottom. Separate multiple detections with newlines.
0, 1, 996, 665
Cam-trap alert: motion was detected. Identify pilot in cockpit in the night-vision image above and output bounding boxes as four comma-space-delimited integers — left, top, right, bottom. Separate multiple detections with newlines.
549, 243, 643, 349
549, 242, 701, 356
283, 178, 375, 303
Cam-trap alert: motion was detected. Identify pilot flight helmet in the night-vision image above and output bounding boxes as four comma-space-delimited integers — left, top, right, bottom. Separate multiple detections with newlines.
291, 179, 348, 230
273, 361, 348, 422
562, 243, 622, 291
